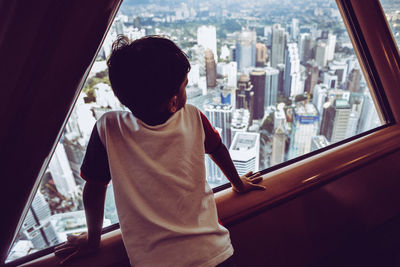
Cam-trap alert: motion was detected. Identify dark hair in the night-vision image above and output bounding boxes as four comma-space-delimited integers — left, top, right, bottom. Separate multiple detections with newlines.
107, 35, 190, 124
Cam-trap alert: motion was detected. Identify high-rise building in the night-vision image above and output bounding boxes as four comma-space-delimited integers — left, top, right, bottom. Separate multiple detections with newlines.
358, 91, 381, 133
205, 49, 217, 88
271, 126, 287, 165
346, 68, 362, 93
304, 60, 319, 94
229, 132, 260, 176
271, 24, 287, 67
346, 109, 360, 138
204, 104, 232, 148
48, 143, 78, 198
216, 62, 237, 88
231, 108, 250, 141
250, 69, 266, 120
291, 18, 299, 41
277, 64, 285, 96
236, 74, 255, 121
326, 33, 337, 61
264, 26, 272, 47
328, 60, 348, 85
236, 29, 257, 70
197, 25, 217, 57
311, 135, 330, 152
284, 43, 302, 97
312, 83, 329, 115
256, 43, 267, 67
315, 40, 328, 68
289, 102, 319, 159
320, 99, 352, 143
264, 67, 279, 108
298, 33, 314, 63
20, 193, 60, 250
323, 71, 338, 89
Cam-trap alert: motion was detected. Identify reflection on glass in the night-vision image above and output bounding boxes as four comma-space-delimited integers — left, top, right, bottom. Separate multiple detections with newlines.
7, 0, 383, 262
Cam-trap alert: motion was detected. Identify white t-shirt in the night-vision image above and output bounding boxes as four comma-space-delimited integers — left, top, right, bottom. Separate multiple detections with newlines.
81, 104, 233, 267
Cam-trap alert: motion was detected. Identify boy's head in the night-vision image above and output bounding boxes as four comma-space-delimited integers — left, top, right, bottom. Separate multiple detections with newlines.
107, 35, 190, 125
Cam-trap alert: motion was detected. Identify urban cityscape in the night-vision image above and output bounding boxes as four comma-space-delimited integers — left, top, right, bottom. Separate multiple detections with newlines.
9, 0, 398, 262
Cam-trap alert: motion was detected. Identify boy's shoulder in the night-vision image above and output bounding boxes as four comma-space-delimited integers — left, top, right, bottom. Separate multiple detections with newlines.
96, 110, 139, 131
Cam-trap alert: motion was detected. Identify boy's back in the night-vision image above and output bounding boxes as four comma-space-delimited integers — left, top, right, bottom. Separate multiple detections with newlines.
83, 104, 233, 266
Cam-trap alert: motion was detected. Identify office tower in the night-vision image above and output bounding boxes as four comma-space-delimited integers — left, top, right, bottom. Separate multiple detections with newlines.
311, 135, 330, 152
289, 102, 319, 159
21, 193, 60, 250
346, 68, 362, 93
264, 67, 279, 108
328, 60, 348, 85
323, 71, 338, 89
188, 63, 200, 87
358, 91, 381, 133
256, 43, 267, 67
298, 33, 314, 63
229, 132, 260, 176
326, 33, 337, 61
271, 126, 287, 165
204, 104, 232, 148
250, 69, 266, 120
231, 109, 250, 142
48, 143, 78, 198
236, 29, 257, 70
197, 25, 217, 57
216, 62, 237, 88
264, 25, 272, 46
220, 45, 230, 61
236, 74, 255, 121
346, 109, 360, 138
277, 64, 285, 95
205, 49, 217, 88
320, 99, 352, 143
304, 60, 319, 94
312, 83, 329, 115
271, 24, 287, 67
327, 88, 350, 103
315, 40, 328, 67
284, 43, 302, 97
62, 133, 85, 180
274, 106, 286, 130
291, 18, 299, 41
229, 45, 236, 62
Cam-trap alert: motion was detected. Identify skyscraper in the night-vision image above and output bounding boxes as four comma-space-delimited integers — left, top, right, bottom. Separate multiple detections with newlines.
320, 99, 352, 143
312, 83, 329, 115
304, 60, 319, 94
328, 60, 348, 85
298, 33, 314, 63
229, 132, 260, 176
271, 24, 287, 67
291, 18, 299, 41
323, 71, 338, 89
346, 68, 362, 93
236, 74, 255, 122
205, 49, 217, 88
204, 104, 233, 148
256, 43, 267, 67
264, 67, 279, 108
197, 25, 217, 57
48, 143, 78, 198
315, 40, 328, 67
326, 33, 337, 61
358, 91, 381, 133
271, 126, 286, 165
250, 69, 266, 120
284, 43, 302, 97
236, 29, 257, 70
289, 102, 319, 159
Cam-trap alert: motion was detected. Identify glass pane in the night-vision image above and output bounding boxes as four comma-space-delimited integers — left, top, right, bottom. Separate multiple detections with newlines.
7, 0, 384, 262
380, 0, 400, 46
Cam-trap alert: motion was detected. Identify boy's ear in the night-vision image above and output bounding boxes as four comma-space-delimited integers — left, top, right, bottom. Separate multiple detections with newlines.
168, 96, 178, 113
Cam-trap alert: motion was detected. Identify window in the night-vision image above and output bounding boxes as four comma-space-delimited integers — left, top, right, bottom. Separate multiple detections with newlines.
380, 0, 400, 47
6, 0, 387, 263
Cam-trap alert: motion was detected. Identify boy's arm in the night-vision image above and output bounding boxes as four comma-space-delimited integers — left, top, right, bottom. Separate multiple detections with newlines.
209, 143, 265, 194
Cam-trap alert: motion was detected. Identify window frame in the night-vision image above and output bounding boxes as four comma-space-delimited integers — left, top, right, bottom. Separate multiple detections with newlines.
5, 0, 400, 265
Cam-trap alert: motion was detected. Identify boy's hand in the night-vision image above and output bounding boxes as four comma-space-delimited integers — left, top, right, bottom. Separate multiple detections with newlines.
54, 232, 99, 265
232, 171, 266, 194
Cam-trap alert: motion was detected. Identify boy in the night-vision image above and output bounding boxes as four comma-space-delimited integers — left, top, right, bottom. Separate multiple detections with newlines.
55, 35, 265, 266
